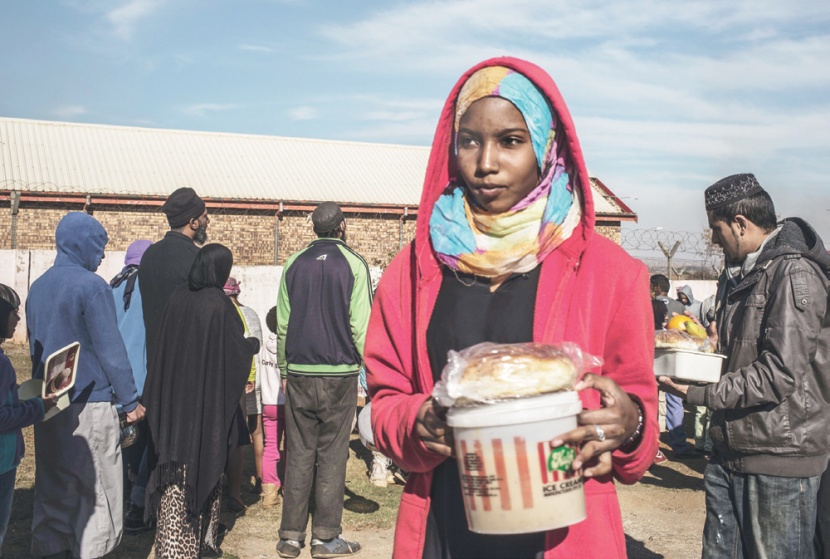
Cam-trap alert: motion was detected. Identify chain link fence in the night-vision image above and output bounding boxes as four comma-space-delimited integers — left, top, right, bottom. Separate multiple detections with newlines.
621, 229, 723, 280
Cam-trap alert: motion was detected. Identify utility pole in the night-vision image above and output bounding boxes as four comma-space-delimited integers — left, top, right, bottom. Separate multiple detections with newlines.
10, 191, 20, 250
658, 240, 681, 279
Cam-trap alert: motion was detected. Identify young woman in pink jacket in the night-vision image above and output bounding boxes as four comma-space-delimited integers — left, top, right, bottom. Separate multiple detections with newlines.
364, 57, 659, 558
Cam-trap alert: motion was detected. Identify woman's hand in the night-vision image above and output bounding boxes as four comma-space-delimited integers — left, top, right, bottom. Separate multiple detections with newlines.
415, 398, 454, 458
552, 373, 640, 477
245, 381, 255, 394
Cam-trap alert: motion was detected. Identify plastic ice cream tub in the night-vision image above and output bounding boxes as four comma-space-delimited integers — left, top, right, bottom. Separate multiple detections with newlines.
654, 348, 726, 383
446, 391, 586, 534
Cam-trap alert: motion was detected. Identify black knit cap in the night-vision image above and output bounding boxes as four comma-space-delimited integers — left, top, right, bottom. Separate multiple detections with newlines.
704, 173, 765, 210
161, 187, 206, 228
312, 202, 345, 234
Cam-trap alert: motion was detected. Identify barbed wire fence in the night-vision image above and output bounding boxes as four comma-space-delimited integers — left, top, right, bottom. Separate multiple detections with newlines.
621, 229, 723, 280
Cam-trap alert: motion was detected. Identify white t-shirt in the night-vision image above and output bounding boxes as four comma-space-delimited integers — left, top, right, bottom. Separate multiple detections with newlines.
259, 333, 284, 405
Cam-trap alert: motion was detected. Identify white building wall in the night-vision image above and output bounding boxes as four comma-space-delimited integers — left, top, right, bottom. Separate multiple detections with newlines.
0, 249, 288, 346
1, 250, 383, 347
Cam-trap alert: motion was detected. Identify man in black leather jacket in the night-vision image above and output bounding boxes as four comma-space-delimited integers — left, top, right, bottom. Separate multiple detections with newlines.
661, 173, 830, 559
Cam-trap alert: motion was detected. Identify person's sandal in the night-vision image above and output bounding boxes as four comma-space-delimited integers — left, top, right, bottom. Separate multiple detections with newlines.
310, 537, 361, 558
276, 539, 303, 558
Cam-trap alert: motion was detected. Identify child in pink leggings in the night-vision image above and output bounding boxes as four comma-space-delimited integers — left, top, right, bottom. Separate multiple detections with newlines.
260, 307, 285, 507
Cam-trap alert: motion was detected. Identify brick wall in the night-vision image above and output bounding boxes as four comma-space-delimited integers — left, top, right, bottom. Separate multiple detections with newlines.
0, 203, 419, 266
0, 202, 618, 265
0, 211, 10, 248
275, 212, 416, 267
596, 221, 622, 244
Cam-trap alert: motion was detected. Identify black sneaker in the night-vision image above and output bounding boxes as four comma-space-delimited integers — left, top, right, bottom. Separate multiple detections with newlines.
276, 539, 303, 558
310, 537, 361, 558
124, 502, 153, 535
200, 546, 223, 558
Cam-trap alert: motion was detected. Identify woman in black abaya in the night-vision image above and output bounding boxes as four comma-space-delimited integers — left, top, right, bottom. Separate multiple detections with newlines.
144, 243, 259, 559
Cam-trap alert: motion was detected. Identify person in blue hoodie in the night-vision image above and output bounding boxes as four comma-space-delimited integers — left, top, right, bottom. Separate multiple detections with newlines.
26, 212, 145, 559
110, 239, 154, 535
0, 286, 56, 552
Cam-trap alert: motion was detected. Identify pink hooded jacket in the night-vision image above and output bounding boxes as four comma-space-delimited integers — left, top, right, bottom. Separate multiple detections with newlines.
364, 57, 658, 559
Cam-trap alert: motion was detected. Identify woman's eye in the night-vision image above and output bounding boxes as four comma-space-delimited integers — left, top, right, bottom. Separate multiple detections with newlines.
458, 136, 478, 148
502, 136, 523, 146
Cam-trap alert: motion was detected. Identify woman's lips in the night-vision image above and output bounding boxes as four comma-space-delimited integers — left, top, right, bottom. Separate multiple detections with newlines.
472, 184, 505, 200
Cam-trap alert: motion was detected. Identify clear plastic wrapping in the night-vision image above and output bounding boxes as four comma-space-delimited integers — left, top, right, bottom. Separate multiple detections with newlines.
432, 341, 603, 407
654, 329, 714, 353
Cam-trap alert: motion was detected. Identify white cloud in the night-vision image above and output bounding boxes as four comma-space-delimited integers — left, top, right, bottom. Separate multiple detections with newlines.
348, 119, 438, 143
183, 103, 238, 118
106, 0, 164, 39
288, 106, 319, 121
314, 0, 830, 100
310, 0, 830, 239
315, 3, 830, 146
357, 96, 442, 124
52, 105, 88, 118
238, 44, 273, 53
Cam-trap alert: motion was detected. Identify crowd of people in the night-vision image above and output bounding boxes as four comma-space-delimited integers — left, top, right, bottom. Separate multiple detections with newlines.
0, 56, 829, 559
0, 186, 373, 559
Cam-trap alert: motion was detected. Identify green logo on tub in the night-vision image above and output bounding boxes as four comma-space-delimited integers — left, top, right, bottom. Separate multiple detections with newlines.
548, 445, 575, 472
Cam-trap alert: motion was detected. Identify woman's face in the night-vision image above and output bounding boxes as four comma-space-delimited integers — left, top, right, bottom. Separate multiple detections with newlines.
456, 97, 540, 213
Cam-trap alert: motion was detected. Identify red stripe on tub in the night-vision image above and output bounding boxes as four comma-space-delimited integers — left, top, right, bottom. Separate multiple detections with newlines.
492, 438, 511, 511
515, 437, 533, 509
460, 440, 476, 511
473, 440, 491, 511
537, 441, 548, 485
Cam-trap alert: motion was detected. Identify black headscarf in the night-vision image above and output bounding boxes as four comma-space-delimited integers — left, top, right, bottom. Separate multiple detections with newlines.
188, 243, 233, 291
144, 243, 257, 521
0, 299, 15, 339
0, 284, 20, 310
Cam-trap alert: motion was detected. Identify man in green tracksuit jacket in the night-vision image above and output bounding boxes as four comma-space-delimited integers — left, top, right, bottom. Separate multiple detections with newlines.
275, 202, 371, 559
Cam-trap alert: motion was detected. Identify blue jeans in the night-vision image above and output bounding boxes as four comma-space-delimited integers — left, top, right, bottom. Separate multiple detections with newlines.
0, 468, 16, 550
703, 462, 819, 559
665, 392, 690, 453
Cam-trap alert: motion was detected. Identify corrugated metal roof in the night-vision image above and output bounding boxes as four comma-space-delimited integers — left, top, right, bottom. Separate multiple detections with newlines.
592, 183, 617, 214
0, 117, 430, 205
0, 117, 634, 217
590, 177, 634, 216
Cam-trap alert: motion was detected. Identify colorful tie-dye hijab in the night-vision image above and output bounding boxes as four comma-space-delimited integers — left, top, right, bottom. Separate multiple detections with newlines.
429, 66, 582, 286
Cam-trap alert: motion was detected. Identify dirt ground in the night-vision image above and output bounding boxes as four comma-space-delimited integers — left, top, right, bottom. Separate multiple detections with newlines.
1, 345, 706, 559
223, 450, 707, 559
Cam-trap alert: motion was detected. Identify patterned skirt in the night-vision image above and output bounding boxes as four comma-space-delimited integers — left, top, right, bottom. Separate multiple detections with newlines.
154, 482, 222, 559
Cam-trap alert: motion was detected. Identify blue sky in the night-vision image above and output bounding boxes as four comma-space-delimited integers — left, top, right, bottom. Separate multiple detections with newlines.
4, 0, 830, 244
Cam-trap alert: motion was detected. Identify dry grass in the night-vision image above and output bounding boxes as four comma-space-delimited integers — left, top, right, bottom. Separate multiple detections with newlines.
1, 343, 402, 558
